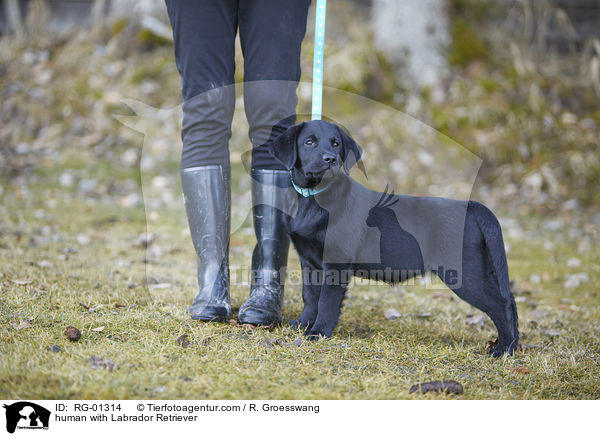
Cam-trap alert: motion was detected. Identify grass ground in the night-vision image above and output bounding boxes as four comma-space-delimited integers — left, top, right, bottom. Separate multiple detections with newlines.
1, 178, 599, 400
1, 0, 599, 401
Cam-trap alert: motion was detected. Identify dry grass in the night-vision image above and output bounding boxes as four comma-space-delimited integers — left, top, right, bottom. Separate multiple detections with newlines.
1, 180, 599, 400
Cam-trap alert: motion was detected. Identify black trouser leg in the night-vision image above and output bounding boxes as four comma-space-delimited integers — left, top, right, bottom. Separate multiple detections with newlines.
237, 0, 311, 324
165, 0, 237, 169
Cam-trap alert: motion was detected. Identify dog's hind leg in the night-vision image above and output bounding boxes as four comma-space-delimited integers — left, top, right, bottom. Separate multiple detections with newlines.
441, 250, 518, 356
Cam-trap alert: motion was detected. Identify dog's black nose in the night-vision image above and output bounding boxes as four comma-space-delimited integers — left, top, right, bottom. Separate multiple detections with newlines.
322, 154, 337, 165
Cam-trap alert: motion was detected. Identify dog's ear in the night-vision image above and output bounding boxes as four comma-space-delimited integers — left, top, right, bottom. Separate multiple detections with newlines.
268, 122, 305, 170
336, 125, 365, 176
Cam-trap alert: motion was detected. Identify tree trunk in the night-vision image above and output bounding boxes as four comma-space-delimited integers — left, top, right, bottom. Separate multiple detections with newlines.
4, 0, 24, 36
372, 0, 450, 89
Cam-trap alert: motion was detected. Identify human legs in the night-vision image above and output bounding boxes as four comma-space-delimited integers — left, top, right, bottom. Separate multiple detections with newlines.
237, 0, 312, 324
166, 0, 237, 320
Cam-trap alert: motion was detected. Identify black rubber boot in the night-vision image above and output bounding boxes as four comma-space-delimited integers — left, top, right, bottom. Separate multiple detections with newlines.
238, 169, 291, 325
181, 165, 231, 321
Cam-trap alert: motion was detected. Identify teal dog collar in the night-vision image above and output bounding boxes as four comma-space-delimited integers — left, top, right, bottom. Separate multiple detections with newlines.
290, 171, 330, 197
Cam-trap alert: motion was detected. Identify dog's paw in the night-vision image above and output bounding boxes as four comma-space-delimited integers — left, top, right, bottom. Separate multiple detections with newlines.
486, 341, 517, 358
304, 326, 332, 340
304, 331, 323, 341
288, 319, 313, 330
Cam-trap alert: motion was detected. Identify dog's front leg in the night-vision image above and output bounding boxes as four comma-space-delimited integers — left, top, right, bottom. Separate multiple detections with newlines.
289, 261, 322, 330
305, 267, 349, 340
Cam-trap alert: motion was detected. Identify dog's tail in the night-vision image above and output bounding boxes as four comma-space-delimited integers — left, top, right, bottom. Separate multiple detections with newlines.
470, 201, 519, 340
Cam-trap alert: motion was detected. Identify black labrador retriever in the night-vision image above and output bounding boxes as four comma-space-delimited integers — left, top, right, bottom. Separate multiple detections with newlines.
267, 120, 519, 356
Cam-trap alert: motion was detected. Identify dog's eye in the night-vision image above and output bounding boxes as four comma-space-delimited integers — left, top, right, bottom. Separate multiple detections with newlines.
304, 138, 314, 146
332, 140, 340, 147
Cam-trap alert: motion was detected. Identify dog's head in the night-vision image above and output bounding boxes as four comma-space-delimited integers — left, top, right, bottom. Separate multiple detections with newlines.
268, 120, 364, 185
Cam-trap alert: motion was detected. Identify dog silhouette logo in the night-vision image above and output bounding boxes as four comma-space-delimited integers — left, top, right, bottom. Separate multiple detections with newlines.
2, 402, 50, 433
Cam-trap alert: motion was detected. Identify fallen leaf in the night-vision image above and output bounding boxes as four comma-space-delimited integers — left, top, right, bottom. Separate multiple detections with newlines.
259, 338, 281, 348
417, 312, 431, 318
520, 281, 534, 292
10, 320, 32, 329
409, 380, 463, 395
91, 326, 105, 332
510, 366, 531, 374
520, 343, 544, 350
177, 334, 191, 348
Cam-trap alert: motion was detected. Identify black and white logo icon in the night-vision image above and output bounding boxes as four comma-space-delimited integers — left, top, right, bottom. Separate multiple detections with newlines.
3, 402, 50, 434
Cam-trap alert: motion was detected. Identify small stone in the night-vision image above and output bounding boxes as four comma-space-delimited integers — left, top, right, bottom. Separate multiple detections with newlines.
36, 260, 53, 268
48, 345, 62, 353
530, 310, 548, 319
64, 326, 82, 341
133, 233, 156, 248
59, 172, 75, 187
465, 314, 484, 327
384, 308, 402, 320
76, 233, 91, 246
542, 329, 560, 337
88, 356, 116, 370
564, 272, 589, 289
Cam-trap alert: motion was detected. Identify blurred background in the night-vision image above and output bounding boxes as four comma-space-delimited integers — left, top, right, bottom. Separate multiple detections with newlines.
0, 0, 599, 287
